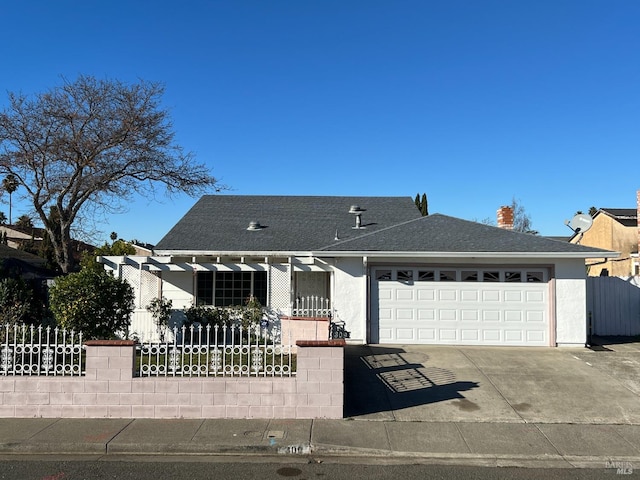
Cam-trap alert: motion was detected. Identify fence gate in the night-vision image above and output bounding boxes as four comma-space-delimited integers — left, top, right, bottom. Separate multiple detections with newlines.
587, 276, 640, 336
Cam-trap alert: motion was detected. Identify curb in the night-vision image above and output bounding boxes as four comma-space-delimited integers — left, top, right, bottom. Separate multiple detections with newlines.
2, 441, 639, 471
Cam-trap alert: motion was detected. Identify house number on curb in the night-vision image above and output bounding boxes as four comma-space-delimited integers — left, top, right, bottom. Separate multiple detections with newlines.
278, 444, 311, 455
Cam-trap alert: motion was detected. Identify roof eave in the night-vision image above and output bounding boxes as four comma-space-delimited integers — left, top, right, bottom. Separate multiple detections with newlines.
313, 250, 621, 259
149, 249, 620, 260
152, 250, 314, 257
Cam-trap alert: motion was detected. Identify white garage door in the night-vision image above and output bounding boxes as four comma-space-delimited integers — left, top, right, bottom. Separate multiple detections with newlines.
372, 267, 550, 346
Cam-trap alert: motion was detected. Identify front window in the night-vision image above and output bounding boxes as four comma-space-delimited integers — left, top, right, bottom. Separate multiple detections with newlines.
197, 271, 267, 307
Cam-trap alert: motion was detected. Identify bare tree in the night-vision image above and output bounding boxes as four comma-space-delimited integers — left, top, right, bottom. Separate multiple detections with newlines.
510, 197, 537, 234
0, 75, 222, 273
477, 198, 537, 234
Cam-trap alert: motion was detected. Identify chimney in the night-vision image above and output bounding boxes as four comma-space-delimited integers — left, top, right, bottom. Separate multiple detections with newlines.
497, 205, 514, 230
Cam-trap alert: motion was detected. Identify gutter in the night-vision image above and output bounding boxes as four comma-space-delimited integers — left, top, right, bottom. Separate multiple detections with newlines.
311, 250, 621, 260
106, 250, 620, 264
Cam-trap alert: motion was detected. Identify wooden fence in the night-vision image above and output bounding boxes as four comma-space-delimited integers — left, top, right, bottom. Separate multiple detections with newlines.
586, 276, 640, 336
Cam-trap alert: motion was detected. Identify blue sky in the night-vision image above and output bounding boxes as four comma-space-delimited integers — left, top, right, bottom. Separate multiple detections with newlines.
1, 1, 638, 244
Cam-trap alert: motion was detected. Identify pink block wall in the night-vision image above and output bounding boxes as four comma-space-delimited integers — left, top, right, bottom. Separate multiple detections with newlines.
0, 340, 344, 419
280, 317, 330, 343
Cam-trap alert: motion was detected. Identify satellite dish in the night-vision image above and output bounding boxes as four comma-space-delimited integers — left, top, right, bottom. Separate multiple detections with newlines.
567, 213, 593, 233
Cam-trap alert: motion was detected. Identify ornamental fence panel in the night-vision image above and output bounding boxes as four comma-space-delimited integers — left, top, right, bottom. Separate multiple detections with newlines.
291, 296, 331, 318
0, 324, 84, 377
137, 324, 295, 378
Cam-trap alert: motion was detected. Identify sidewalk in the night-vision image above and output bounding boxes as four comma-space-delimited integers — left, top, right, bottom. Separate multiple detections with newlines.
1, 417, 639, 469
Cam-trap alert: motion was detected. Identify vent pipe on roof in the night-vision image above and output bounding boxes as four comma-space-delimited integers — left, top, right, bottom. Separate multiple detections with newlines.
247, 221, 262, 231
349, 205, 366, 230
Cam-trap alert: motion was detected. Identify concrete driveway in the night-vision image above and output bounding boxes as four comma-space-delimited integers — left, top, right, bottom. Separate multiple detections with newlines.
344, 338, 640, 424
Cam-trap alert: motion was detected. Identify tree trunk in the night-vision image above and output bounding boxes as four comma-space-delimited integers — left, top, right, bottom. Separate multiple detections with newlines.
44, 218, 74, 274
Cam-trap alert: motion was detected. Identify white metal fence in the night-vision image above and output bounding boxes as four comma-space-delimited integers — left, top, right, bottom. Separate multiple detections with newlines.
0, 324, 84, 376
587, 276, 640, 336
292, 296, 331, 317
137, 324, 295, 378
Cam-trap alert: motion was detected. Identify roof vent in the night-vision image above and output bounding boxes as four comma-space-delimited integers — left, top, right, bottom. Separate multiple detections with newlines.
247, 221, 262, 231
349, 205, 366, 229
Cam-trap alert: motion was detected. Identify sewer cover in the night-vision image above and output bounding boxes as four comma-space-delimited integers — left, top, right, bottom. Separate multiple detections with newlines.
266, 430, 286, 439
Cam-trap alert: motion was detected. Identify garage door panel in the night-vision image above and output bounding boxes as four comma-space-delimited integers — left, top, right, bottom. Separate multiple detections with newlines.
461, 310, 479, 321
504, 310, 523, 322
418, 329, 436, 340
527, 311, 545, 322
396, 329, 415, 341
379, 288, 393, 300
504, 291, 523, 302
461, 330, 480, 341
439, 290, 457, 301
417, 289, 436, 301
482, 290, 501, 302
504, 330, 524, 342
482, 310, 501, 322
483, 330, 501, 342
439, 329, 458, 341
461, 290, 479, 301
418, 309, 435, 320
396, 289, 414, 301
439, 309, 457, 321
526, 291, 545, 302
396, 309, 414, 321
375, 267, 550, 346
527, 331, 545, 342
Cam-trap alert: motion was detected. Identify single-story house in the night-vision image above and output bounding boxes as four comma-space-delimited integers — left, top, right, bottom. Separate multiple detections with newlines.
99, 195, 617, 347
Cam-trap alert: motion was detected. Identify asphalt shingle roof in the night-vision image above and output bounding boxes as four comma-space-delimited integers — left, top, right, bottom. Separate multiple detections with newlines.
154, 195, 613, 256
322, 214, 611, 254
155, 196, 421, 252
599, 208, 637, 228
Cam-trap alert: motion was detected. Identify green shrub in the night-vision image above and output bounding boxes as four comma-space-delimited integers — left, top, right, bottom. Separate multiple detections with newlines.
146, 296, 173, 340
183, 304, 230, 329
0, 277, 35, 325
49, 268, 134, 339
231, 296, 264, 330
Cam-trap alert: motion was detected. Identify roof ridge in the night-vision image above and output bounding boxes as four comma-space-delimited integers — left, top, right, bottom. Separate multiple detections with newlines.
316, 215, 428, 251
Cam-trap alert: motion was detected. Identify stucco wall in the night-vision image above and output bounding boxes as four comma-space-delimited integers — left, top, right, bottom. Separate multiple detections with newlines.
329, 257, 367, 343
575, 214, 635, 277
554, 259, 588, 346
109, 255, 590, 347
162, 271, 194, 310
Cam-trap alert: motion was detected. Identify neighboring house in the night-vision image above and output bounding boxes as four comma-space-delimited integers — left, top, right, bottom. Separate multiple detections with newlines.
99, 195, 616, 347
569, 190, 639, 277
0, 224, 44, 249
130, 242, 154, 256
0, 243, 56, 280
0, 224, 95, 270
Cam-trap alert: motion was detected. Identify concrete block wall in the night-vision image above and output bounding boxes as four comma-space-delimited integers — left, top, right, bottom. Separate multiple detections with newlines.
280, 317, 330, 343
0, 340, 344, 419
